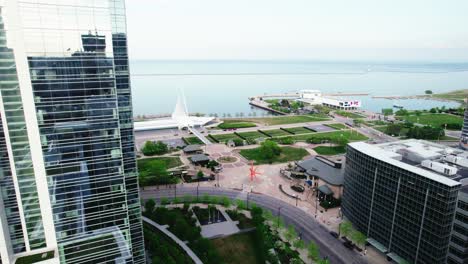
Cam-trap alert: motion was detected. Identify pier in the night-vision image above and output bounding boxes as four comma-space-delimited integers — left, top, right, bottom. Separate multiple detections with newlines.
249, 92, 369, 101
249, 100, 287, 115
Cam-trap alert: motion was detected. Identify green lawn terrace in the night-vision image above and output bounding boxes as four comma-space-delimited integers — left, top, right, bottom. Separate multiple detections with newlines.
236, 131, 267, 140
281, 126, 314, 134
208, 133, 243, 143
138, 156, 183, 170
325, 123, 348, 130
232, 114, 329, 126
270, 130, 368, 143
259, 129, 293, 137
218, 119, 257, 129
399, 113, 463, 130
239, 146, 309, 165
183, 136, 204, 145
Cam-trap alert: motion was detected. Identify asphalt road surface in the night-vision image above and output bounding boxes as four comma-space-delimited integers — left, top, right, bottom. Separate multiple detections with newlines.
140, 186, 369, 264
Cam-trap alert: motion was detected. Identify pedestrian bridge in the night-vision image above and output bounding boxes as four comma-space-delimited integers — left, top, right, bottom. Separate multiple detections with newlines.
188, 127, 212, 145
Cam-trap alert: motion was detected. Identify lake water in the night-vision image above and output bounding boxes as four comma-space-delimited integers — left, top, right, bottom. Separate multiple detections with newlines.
129, 60, 468, 116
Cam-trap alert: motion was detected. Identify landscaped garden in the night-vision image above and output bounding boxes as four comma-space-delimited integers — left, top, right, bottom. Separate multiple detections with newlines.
236, 131, 266, 140
239, 141, 309, 164
218, 120, 257, 129
238, 115, 329, 126
144, 195, 330, 264
144, 223, 194, 264
272, 130, 367, 143
260, 129, 293, 137
209, 133, 243, 143
184, 136, 204, 145
137, 157, 182, 186
282, 126, 314, 134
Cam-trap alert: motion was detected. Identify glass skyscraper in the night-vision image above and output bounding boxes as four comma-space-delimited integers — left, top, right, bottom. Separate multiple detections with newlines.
0, 1, 145, 263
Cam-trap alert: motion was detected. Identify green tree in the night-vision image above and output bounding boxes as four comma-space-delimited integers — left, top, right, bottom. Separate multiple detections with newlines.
395, 109, 409, 116
307, 241, 320, 262
144, 199, 156, 215
340, 221, 353, 237
259, 140, 282, 161
222, 196, 231, 207
351, 230, 367, 248
236, 199, 247, 210
386, 124, 403, 136
425, 90, 433, 94
160, 197, 169, 205
197, 170, 204, 179
382, 108, 393, 116
285, 225, 298, 244
332, 136, 349, 146
293, 239, 305, 250
141, 141, 169, 156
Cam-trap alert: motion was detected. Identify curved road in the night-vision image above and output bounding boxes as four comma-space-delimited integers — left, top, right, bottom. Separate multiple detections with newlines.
140, 186, 368, 264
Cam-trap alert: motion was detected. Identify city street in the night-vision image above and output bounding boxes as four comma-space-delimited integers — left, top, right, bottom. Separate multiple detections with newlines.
140, 186, 370, 264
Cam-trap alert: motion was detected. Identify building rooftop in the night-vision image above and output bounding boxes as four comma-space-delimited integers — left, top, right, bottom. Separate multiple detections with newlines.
183, 144, 202, 153
297, 156, 345, 185
349, 140, 464, 187
190, 154, 210, 163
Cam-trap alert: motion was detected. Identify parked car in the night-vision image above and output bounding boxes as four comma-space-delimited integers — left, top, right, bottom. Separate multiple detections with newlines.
329, 231, 339, 238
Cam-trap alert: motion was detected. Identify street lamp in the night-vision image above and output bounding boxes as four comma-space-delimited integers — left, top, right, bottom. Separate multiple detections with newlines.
315, 197, 319, 218
174, 184, 177, 200
197, 181, 200, 201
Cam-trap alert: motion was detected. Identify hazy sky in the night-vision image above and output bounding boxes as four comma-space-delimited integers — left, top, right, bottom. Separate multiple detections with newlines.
126, 0, 468, 61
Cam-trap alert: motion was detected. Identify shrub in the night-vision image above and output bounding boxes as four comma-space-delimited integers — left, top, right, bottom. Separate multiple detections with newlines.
232, 138, 244, 146
278, 137, 294, 145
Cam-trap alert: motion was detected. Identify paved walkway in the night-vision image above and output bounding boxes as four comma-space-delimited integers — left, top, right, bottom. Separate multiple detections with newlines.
200, 206, 240, 238
142, 216, 203, 264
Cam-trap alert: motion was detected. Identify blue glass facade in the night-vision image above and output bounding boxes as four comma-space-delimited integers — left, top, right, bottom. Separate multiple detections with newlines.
0, 1, 145, 263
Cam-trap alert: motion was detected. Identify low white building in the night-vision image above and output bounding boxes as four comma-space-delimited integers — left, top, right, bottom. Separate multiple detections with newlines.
298, 89, 361, 110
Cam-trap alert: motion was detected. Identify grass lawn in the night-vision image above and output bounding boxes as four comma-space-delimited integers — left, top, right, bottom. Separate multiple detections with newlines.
239, 115, 329, 126
210, 133, 243, 143
212, 232, 262, 264
260, 129, 292, 137
240, 146, 309, 164
282, 126, 313, 134
138, 156, 182, 169
184, 137, 204, 145
335, 111, 365, 119
325, 123, 347, 130
314, 146, 346, 155
365, 120, 387, 126
402, 113, 463, 129
218, 120, 257, 129
236, 131, 266, 140
432, 89, 468, 102
285, 130, 368, 142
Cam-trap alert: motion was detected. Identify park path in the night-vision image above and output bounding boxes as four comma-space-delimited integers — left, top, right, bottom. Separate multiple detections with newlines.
142, 216, 203, 264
